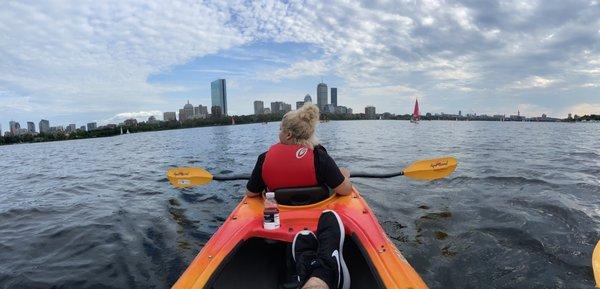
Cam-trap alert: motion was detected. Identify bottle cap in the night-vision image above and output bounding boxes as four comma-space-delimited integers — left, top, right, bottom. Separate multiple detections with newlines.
266, 192, 275, 199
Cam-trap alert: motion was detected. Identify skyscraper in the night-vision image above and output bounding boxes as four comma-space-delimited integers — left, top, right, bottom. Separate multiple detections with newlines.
87, 122, 97, 131
39, 119, 49, 133
317, 83, 328, 111
304, 94, 312, 103
365, 106, 376, 119
254, 101, 264, 115
211, 79, 227, 116
331, 87, 337, 107
9, 121, 20, 135
27, 122, 35, 133
296, 101, 305, 109
163, 112, 177, 121
179, 101, 194, 122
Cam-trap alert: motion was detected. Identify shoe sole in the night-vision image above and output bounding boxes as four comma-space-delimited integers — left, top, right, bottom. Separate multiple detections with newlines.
292, 230, 316, 262
323, 210, 350, 289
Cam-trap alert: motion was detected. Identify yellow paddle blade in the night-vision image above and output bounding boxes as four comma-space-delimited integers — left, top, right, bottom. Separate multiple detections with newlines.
403, 156, 458, 181
594, 240, 600, 288
167, 167, 213, 188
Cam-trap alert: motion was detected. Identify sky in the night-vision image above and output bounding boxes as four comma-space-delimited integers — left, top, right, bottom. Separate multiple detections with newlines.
0, 0, 599, 129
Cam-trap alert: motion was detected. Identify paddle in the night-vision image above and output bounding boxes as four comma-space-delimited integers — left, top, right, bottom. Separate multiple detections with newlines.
167, 156, 457, 188
594, 240, 600, 288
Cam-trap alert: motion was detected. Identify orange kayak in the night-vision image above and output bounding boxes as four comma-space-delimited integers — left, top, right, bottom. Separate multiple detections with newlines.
172, 187, 428, 289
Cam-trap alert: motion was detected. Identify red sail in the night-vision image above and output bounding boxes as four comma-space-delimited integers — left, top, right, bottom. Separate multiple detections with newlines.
412, 99, 420, 120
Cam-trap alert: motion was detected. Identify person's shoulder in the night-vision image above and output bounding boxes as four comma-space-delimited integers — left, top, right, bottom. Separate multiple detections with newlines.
313, 144, 327, 153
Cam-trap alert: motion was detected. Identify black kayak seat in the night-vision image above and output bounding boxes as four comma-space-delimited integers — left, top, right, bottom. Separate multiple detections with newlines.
274, 186, 331, 206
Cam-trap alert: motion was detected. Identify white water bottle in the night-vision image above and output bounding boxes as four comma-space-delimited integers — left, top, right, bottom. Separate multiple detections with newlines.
263, 192, 280, 230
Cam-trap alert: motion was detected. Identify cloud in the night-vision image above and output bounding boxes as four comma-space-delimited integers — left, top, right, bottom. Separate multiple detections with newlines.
507, 76, 559, 90
258, 59, 328, 82
102, 110, 162, 125
0, 0, 599, 122
561, 103, 600, 116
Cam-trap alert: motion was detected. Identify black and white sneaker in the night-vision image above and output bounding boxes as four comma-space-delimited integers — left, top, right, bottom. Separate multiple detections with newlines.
316, 210, 350, 289
292, 230, 318, 288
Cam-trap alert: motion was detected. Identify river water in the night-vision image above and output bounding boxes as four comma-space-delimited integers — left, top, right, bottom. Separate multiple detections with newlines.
0, 120, 598, 289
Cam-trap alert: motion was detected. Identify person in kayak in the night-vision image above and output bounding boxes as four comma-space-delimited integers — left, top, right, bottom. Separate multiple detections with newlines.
245, 103, 351, 289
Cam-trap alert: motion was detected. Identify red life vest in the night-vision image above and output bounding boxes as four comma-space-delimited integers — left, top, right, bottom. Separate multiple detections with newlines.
262, 143, 318, 191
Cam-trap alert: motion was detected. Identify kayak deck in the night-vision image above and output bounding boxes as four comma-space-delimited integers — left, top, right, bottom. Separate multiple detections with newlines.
173, 188, 427, 289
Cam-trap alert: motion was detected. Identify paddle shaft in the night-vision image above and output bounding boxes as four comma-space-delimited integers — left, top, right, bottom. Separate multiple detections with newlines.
211, 171, 405, 181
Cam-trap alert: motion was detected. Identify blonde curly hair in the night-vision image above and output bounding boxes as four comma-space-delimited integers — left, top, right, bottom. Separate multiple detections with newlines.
281, 103, 320, 147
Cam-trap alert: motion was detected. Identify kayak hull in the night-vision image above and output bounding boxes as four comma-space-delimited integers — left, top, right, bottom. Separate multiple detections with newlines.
173, 188, 428, 289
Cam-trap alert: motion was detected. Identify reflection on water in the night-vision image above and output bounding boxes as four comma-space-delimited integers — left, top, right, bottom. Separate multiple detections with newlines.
0, 120, 599, 288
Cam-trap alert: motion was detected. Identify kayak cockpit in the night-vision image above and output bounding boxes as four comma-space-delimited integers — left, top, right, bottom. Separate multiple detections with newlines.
205, 235, 384, 289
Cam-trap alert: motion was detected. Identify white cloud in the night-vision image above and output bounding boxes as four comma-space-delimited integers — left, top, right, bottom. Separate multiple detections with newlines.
507, 76, 559, 90
561, 103, 600, 116
258, 60, 328, 82
102, 110, 162, 125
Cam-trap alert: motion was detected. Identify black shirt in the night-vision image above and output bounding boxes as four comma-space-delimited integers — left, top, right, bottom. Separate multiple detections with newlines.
246, 145, 345, 193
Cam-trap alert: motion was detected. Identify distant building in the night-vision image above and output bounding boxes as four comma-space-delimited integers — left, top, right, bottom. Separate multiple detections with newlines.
304, 94, 312, 103
49, 126, 64, 133
27, 122, 35, 133
17, 128, 29, 135
211, 105, 223, 118
179, 101, 195, 122
263, 108, 271, 114
271, 102, 291, 114
458, 110, 462, 117
9, 121, 20, 135
66, 124, 76, 133
194, 105, 208, 119
80, 125, 86, 131
324, 104, 335, 114
147, 116, 158, 124
124, 118, 138, 126
254, 101, 264, 115
317, 83, 328, 111
296, 101, 305, 110
365, 106, 376, 119
163, 112, 177, 121
335, 106, 348, 114
39, 119, 50, 134
331, 88, 337, 107
347, 108, 353, 114
211, 79, 227, 116
87, 122, 97, 131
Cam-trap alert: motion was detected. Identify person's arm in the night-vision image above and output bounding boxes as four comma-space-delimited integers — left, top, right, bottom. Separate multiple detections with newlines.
315, 146, 353, 196
332, 167, 353, 195
246, 153, 267, 197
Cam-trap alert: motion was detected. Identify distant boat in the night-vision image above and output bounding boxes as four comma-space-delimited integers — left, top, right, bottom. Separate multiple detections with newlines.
410, 99, 420, 123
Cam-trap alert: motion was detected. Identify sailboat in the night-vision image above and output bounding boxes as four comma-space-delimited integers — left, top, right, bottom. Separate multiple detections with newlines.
410, 99, 420, 123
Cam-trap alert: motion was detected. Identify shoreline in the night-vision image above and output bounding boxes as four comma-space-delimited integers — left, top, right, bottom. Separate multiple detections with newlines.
1, 115, 597, 147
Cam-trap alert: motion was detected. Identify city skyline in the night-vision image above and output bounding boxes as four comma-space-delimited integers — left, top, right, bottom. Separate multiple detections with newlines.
0, 1, 598, 128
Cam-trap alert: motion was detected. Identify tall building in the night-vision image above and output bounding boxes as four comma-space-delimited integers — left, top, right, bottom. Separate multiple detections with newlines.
304, 94, 312, 103
179, 101, 194, 122
66, 124, 76, 133
296, 101, 305, 110
211, 106, 222, 118
9, 121, 20, 135
194, 105, 208, 119
39, 119, 50, 134
365, 106, 376, 119
331, 88, 337, 107
271, 102, 291, 114
163, 112, 177, 121
211, 79, 227, 116
254, 101, 264, 115
87, 122, 97, 131
317, 83, 328, 111
80, 125, 86, 131
27, 122, 35, 133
